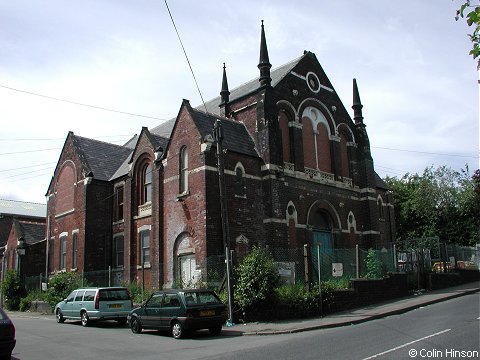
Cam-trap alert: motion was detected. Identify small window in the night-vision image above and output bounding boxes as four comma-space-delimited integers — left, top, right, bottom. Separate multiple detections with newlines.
66, 291, 76, 302
139, 231, 150, 265
143, 164, 152, 204
59, 236, 67, 270
114, 186, 124, 221
234, 164, 246, 197
113, 235, 124, 268
75, 290, 85, 302
378, 198, 385, 219
179, 146, 188, 194
83, 291, 95, 302
163, 293, 180, 307
72, 233, 78, 269
147, 294, 163, 308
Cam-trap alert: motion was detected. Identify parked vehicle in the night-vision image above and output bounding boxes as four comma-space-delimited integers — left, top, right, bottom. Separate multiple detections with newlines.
55, 287, 133, 327
0, 308, 16, 360
128, 289, 227, 339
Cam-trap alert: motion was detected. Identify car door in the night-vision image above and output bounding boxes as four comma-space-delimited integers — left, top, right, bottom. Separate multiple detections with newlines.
142, 293, 163, 329
160, 293, 182, 328
71, 290, 85, 318
62, 290, 76, 317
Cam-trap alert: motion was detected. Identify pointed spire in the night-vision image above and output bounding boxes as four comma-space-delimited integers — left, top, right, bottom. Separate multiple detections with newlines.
220, 62, 230, 105
258, 20, 272, 87
352, 78, 364, 124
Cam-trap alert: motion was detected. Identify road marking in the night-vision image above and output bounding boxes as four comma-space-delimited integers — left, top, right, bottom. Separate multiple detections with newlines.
361, 328, 451, 360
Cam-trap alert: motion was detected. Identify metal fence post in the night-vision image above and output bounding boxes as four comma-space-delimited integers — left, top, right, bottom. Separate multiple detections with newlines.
355, 244, 360, 278
303, 244, 310, 292
317, 243, 323, 316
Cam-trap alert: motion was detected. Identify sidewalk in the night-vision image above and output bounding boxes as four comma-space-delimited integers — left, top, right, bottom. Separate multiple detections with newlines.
221, 281, 479, 336
7, 282, 479, 336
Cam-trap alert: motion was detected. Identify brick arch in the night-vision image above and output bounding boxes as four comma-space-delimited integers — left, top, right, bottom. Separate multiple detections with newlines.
306, 200, 341, 231
55, 161, 77, 214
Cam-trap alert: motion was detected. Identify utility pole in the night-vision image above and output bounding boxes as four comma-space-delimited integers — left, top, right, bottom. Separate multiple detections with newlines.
214, 120, 234, 325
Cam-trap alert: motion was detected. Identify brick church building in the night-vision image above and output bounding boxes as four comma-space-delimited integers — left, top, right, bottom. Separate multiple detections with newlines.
45, 23, 394, 289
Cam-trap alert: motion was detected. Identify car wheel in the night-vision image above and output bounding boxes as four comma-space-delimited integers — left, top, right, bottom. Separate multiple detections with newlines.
171, 321, 184, 339
209, 325, 222, 336
56, 309, 65, 323
130, 317, 142, 334
81, 311, 90, 327
116, 318, 127, 326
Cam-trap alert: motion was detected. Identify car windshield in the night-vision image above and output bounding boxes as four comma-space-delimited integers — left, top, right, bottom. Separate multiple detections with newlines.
184, 292, 222, 306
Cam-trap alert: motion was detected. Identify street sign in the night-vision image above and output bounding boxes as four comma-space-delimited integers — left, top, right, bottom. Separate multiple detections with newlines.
332, 263, 343, 277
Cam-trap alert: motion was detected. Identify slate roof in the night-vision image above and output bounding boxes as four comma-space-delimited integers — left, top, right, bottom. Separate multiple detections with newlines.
188, 106, 258, 157
73, 135, 132, 181
0, 199, 46, 218
149, 54, 305, 139
14, 220, 45, 245
375, 173, 390, 190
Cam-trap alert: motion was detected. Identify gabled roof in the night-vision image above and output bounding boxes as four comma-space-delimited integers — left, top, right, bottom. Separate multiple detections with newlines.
186, 104, 259, 157
13, 219, 45, 245
72, 134, 132, 181
149, 53, 306, 140
0, 199, 46, 218
375, 173, 390, 190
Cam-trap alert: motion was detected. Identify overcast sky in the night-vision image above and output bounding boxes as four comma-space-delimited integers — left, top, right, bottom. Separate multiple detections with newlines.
0, 0, 478, 205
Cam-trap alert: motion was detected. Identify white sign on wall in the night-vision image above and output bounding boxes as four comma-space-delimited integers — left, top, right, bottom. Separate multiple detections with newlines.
332, 263, 343, 277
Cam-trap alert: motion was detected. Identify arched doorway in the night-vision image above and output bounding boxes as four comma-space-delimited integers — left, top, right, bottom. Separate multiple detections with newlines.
308, 206, 335, 283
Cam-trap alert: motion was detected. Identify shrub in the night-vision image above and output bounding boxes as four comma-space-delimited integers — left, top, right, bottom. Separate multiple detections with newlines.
121, 282, 152, 305
365, 248, 382, 279
19, 290, 45, 312
44, 272, 83, 308
1, 270, 26, 310
234, 247, 279, 314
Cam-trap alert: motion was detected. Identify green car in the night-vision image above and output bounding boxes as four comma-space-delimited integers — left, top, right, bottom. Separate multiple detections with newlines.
128, 289, 227, 339
55, 287, 133, 327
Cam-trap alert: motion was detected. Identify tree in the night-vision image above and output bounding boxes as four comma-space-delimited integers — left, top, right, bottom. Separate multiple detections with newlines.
1, 270, 26, 310
455, 0, 480, 68
384, 165, 479, 246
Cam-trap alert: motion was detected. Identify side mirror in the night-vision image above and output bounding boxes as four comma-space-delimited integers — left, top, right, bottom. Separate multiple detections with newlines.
64, 299, 67, 303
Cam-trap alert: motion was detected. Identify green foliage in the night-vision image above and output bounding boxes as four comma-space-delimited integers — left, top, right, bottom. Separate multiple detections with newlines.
384, 165, 479, 246
1, 270, 26, 310
121, 282, 152, 305
274, 284, 318, 315
44, 272, 83, 308
234, 247, 279, 312
455, 0, 480, 68
365, 249, 382, 279
19, 291, 45, 312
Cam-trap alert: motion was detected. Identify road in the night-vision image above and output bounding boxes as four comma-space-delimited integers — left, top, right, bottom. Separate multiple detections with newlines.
10, 292, 479, 360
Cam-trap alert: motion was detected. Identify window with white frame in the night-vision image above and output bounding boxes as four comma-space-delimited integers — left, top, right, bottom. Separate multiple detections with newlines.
59, 235, 67, 270
179, 146, 188, 194
139, 230, 150, 265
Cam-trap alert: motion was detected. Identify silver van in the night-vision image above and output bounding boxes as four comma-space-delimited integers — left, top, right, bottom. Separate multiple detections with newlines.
54, 287, 133, 326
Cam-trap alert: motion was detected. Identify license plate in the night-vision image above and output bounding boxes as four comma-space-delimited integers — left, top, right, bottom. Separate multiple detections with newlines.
200, 310, 215, 317
108, 304, 122, 309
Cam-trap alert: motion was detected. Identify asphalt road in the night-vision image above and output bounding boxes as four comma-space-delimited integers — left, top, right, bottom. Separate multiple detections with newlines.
10, 292, 479, 360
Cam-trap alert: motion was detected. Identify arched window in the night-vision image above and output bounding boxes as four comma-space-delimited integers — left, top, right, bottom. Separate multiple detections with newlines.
339, 130, 350, 178
179, 146, 188, 194
377, 197, 385, 219
142, 163, 152, 204
234, 163, 246, 197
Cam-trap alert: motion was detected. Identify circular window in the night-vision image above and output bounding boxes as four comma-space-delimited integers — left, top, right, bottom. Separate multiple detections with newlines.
306, 72, 321, 93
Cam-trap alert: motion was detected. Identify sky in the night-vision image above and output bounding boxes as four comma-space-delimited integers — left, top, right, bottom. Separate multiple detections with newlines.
0, 0, 478, 205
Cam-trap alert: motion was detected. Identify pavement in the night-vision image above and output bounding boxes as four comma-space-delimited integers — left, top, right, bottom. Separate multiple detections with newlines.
7, 281, 479, 336
221, 281, 479, 336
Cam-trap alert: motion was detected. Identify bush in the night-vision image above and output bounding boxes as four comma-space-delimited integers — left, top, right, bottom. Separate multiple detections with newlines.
19, 290, 45, 312
234, 247, 279, 314
1, 270, 26, 310
44, 272, 83, 308
121, 282, 152, 305
365, 248, 382, 279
